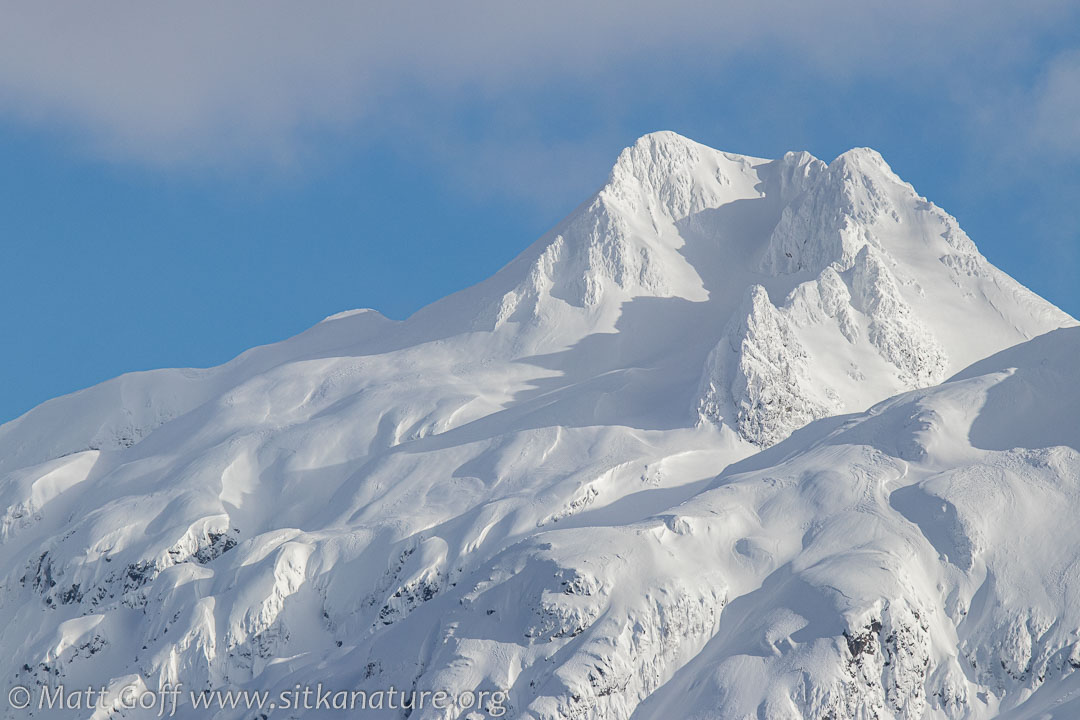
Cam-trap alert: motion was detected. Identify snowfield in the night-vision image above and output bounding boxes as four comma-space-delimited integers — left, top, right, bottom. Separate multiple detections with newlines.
1, 132, 1077, 719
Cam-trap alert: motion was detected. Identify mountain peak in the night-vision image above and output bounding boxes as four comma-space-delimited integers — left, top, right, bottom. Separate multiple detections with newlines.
759, 144, 919, 278
602, 131, 766, 223
615, 130, 716, 166
454, 135, 1076, 447
623, 129, 701, 153
479, 134, 772, 324
830, 146, 892, 173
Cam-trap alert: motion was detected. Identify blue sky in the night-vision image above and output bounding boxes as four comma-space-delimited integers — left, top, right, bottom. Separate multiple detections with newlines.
3, 1, 1080, 423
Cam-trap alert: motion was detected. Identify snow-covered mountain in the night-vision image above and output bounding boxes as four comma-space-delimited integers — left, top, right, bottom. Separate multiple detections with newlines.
0, 132, 1076, 719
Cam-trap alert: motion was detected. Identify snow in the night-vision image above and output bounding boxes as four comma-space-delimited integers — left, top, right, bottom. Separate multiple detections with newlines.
0, 131, 1077, 719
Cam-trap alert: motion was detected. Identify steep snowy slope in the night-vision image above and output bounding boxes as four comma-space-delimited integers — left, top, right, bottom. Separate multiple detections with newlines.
0, 133, 1075, 719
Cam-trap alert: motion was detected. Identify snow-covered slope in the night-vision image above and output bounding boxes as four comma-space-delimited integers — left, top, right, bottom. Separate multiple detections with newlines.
0, 132, 1075, 719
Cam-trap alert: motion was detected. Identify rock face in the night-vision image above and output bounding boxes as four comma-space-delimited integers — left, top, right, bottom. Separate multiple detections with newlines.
695, 143, 1056, 447
698, 284, 840, 448
0, 132, 1076, 720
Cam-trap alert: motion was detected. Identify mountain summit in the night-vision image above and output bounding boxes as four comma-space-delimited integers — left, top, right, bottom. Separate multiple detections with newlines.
427, 131, 1070, 446
0, 133, 1075, 719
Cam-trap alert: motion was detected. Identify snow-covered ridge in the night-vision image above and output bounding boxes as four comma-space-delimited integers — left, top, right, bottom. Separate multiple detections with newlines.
0, 132, 1076, 719
693, 141, 1071, 445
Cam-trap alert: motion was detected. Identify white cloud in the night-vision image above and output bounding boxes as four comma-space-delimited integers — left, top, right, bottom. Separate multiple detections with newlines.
1029, 50, 1080, 158
0, 1, 1075, 174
